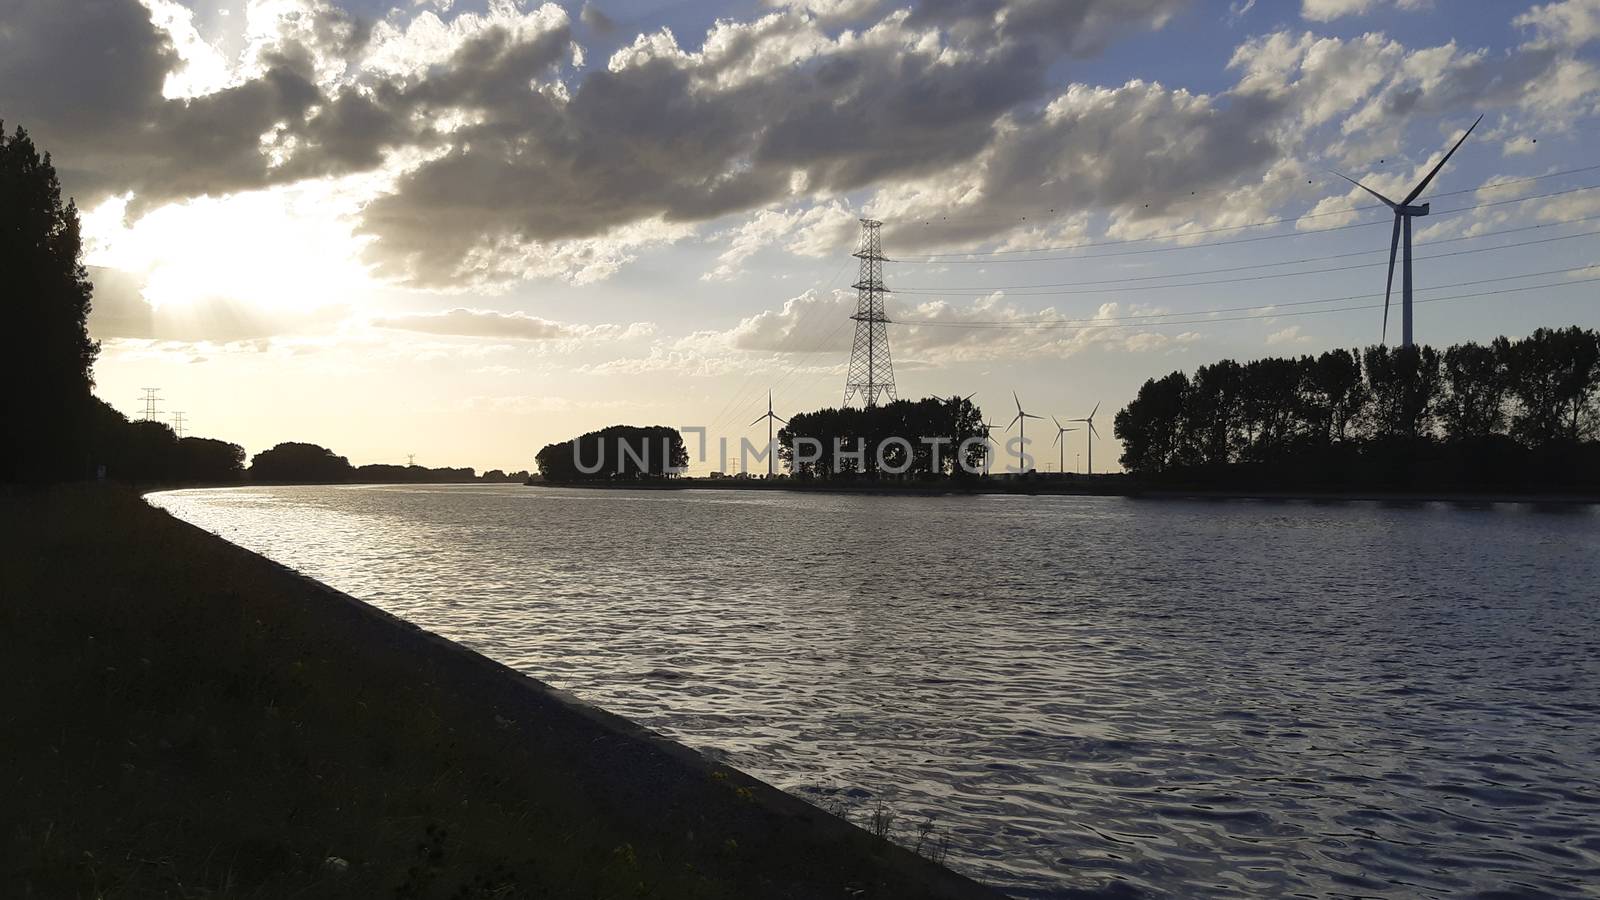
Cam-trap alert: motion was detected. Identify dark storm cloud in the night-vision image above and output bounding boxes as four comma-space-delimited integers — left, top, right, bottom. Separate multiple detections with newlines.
7, 0, 1592, 291
359, 1, 1189, 284
0, 0, 407, 208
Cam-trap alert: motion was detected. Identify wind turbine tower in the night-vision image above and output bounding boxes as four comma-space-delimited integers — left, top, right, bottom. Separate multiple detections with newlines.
843, 219, 896, 407
750, 391, 788, 477
1071, 402, 1101, 475
1007, 392, 1042, 473
1051, 416, 1079, 475
1333, 114, 1481, 349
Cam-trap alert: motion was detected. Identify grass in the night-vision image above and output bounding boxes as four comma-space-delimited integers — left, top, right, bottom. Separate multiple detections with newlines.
0, 486, 997, 899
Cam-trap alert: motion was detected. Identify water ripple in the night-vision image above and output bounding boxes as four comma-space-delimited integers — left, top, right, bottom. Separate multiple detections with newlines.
150, 485, 1600, 898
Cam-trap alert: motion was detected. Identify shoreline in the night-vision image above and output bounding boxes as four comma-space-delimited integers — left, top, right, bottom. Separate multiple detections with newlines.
2, 486, 1002, 898
523, 478, 1600, 505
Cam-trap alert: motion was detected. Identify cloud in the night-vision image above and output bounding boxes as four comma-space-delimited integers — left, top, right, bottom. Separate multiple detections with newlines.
1515, 0, 1600, 48
9, 0, 1600, 299
1300, 0, 1430, 22
371, 308, 654, 342
1266, 325, 1314, 345
680, 286, 1206, 366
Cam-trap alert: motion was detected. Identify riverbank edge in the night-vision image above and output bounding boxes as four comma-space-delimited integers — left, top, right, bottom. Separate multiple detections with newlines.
5, 486, 1004, 898
523, 478, 1600, 504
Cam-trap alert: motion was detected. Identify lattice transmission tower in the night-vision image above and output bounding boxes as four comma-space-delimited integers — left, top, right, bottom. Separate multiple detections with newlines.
843, 218, 895, 407
139, 388, 162, 422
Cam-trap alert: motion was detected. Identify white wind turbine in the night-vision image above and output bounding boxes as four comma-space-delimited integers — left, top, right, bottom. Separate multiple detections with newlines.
1007, 391, 1043, 473
749, 391, 788, 477
1070, 402, 1101, 475
1051, 416, 1080, 474
1332, 114, 1482, 350
965, 392, 998, 474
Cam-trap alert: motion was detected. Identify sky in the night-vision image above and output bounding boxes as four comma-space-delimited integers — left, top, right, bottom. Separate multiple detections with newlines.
5, 0, 1600, 474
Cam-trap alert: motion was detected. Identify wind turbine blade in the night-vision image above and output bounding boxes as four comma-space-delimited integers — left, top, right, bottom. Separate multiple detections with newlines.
1383, 213, 1400, 343
1054, 430, 1062, 447
1012, 391, 1023, 415
964, 391, 977, 402
1403, 114, 1482, 206
1089, 421, 1100, 438
1008, 413, 1022, 430
1090, 401, 1100, 418
775, 415, 788, 425
1332, 170, 1397, 209
1053, 415, 1063, 430
1024, 412, 1043, 420
750, 414, 766, 427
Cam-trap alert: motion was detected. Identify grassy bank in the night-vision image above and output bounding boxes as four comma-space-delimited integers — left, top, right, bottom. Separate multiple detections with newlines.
0, 486, 999, 899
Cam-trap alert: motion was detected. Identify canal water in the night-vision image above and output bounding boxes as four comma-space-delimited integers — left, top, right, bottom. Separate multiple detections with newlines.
150, 485, 1600, 898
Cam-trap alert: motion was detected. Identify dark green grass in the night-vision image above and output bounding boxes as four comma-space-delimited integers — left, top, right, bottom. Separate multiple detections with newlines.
0, 487, 995, 899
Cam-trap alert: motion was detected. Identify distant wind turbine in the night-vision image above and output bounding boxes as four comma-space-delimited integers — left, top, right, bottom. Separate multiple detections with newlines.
1070, 402, 1101, 475
966, 392, 997, 474
1332, 114, 1482, 349
749, 390, 788, 477
1007, 391, 1043, 472
1051, 416, 1080, 474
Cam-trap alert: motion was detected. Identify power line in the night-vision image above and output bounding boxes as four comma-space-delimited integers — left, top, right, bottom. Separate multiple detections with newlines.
894, 264, 1599, 330
893, 228, 1600, 298
896, 213, 1600, 292
891, 183, 1600, 264
893, 164, 1600, 239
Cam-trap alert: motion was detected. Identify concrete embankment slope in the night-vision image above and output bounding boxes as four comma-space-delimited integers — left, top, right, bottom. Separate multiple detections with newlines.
0, 487, 1002, 899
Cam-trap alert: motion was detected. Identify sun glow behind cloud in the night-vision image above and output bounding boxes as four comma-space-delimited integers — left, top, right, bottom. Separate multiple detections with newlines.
82, 180, 373, 314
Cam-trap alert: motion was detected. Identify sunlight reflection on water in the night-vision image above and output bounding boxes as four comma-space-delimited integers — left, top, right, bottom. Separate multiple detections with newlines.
150, 484, 1600, 898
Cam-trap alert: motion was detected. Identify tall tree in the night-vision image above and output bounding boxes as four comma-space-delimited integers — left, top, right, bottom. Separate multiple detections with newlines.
1, 125, 100, 481
1115, 371, 1189, 474
1439, 340, 1508, 440
1362, 345, 1442, 441
1181, 360, 1245, 466
1240, 357, 1304, 461
1301, 349, 1366, 443
1503, 327, 1600, 446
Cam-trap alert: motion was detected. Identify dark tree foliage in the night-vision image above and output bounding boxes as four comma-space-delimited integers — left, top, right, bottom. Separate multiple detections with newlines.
177, 437, 249, 484
1440, 340, 1508, 439
1113, 372, 1188, 474
1115, 329, 1600, 491
78, 398, 246, 483
1301, 348, 1366, 444
1363, 345, 1442, 440
353, 464, 477, 483
1503, 326, 1600, 446
1, 125, 100, 481
250, 443, 355, 484
777, 396, 986, 479
535, 426, 689, 482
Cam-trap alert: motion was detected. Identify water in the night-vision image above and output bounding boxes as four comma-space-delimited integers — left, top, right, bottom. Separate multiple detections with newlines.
149, 485, 1600, 898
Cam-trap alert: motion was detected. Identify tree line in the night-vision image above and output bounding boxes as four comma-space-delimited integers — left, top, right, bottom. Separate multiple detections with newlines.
535, 425, 689, 482
1113, 328, 1600, 491
778, 396, 987, 479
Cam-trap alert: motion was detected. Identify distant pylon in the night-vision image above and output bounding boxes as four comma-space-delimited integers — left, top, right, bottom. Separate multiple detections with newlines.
139, 388, 162, 422
171, 411, 186, 438
843, 218, 896, 408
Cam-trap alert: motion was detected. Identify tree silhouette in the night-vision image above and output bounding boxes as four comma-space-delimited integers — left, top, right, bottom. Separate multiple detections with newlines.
777, 396, 985, 479
1, 124, 100, 482
1504, 327, 1600, 446
1114, 329, 1600, 491
250, 443, 355, 484
1439, 341, 1508, 440
535, 426, 688, 482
